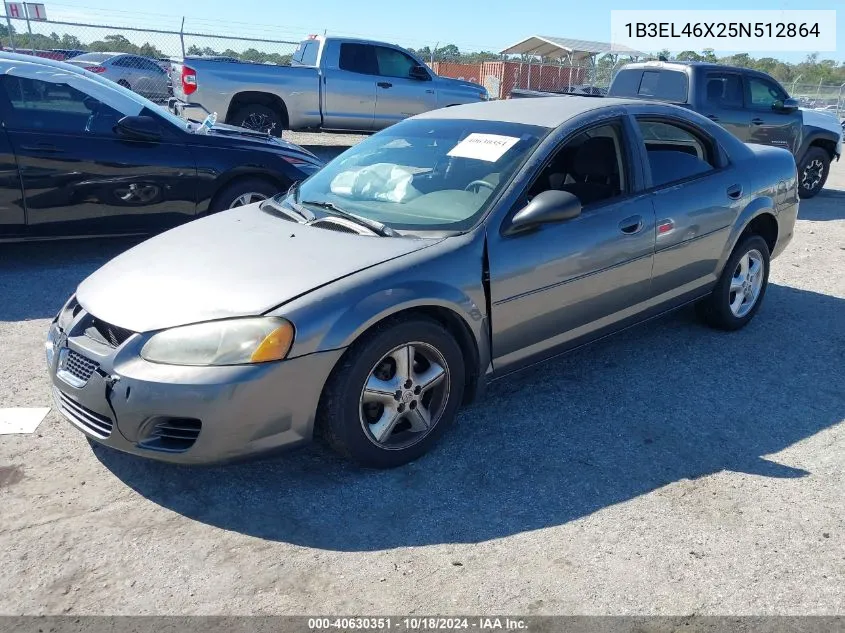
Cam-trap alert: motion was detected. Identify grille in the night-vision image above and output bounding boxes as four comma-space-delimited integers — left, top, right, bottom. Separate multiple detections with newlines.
139, 418, 202, 452
56, 389, 113, 438
89, 317, 134, 348
64, 349, 99, 383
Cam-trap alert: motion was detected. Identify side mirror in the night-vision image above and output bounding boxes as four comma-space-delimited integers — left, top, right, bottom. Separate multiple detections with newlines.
114, 115, 162, 142
409, 65, 431, 81
503, 190, 582, 236
773, 97, 799, 113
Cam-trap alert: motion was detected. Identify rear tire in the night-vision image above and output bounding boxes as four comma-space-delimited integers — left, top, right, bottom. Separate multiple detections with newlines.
317, 316, 465, 468
117, 79, 131, 90
797, 146, 830, 199
696, 234, 770, 331
231, 104, 284, 137
209, 177, 281, 212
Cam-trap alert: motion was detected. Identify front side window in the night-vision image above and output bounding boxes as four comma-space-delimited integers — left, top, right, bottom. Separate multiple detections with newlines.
375, 46, 419, 79
280, 118, 547, 232
747, 76, 787, 109
527, 123, 627, 207
637, 119, 716, 187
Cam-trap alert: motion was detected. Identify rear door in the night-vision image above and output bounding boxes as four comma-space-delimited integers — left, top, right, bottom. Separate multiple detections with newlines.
633, 116, 742, 301
321, 41, 377, 131
372, 45, 436, 130
0, 69, 197, 237
742, 73, 801, 154
699, 70, 751, 139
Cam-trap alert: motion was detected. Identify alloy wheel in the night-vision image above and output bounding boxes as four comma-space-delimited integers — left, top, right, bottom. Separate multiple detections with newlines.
228, 192, 269, 208
729, 249, 765, 318
801, 158, 824, 191
359, 342, 450, 450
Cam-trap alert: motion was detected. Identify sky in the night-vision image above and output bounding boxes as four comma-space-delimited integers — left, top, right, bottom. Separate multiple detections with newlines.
33, 0, 845, 63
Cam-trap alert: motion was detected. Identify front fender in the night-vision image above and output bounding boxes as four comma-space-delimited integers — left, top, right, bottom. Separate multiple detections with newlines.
271, 231, 491, 375
797, 126, 841, 162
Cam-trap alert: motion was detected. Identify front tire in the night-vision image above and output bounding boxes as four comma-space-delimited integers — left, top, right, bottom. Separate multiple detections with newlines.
317, 316, 465, 468
797, 146, 830, 199
696, 234, 770, 331
209, 177, 280, 212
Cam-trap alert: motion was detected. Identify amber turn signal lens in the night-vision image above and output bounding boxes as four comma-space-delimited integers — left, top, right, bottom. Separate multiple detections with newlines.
250, 321, 295, 363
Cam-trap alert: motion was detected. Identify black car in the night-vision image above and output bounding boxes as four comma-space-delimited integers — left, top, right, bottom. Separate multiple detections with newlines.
0, 52, 324, 241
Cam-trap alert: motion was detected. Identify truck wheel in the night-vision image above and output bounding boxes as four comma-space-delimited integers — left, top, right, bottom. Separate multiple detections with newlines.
231, 104, 284, 137
797, 147, 830, 199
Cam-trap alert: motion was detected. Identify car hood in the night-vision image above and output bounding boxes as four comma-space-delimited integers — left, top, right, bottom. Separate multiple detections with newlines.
76, 205, 440, 333
199, 122, 321, 162
439, 76, 488, 96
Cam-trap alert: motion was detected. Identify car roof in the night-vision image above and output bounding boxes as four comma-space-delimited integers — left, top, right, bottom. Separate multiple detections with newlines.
0, 51, 94, 73
415, 96, 646, 128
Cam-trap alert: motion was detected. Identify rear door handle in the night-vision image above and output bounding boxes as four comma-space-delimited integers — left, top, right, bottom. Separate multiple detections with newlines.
727, 184, 743, 199
751, 118, 764, 125
20, 143, 63, 153
618, 215, 644, 235
377, 81, 392, 89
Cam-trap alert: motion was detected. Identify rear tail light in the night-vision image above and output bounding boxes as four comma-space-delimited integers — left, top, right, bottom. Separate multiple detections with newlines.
181, 65, 197, 96
86, 65, 107, 73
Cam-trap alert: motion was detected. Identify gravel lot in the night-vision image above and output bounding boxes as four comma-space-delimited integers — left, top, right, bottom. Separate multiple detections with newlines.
1, 133, 844, 616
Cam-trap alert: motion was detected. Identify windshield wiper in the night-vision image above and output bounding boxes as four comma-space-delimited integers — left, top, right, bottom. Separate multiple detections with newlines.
259, 192, 314, 223
301, 200, 396, 237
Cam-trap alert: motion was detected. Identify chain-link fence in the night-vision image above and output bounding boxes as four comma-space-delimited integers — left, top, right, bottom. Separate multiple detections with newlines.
0, 15, 299, 102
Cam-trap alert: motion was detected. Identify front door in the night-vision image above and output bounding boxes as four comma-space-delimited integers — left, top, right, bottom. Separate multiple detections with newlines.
0, 70, 196, 237
372, 45, 437, 130
487, 119, 656, 374
743, 74, 802, 155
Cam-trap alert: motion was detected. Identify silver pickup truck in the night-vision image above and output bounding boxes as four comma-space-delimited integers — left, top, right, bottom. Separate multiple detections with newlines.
169, 36, 489, 136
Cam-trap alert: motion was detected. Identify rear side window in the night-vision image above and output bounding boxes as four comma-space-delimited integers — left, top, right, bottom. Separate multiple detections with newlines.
293, 40, 319, 67
637, 71, 688, 102
607, 69, 642, 96
637, 119, 716, 187
339, 43, 377, 74
704, 72, 743, 108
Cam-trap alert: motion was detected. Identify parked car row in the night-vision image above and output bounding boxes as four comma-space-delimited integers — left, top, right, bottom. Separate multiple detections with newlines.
0, 52, 323, 241
167, 35, 490, 135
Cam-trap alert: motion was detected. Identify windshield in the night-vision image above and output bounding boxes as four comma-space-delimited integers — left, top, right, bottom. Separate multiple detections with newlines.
287, 118, 547, 231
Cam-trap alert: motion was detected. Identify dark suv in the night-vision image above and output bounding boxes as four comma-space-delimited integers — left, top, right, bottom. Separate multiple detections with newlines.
608, 61, 843, 198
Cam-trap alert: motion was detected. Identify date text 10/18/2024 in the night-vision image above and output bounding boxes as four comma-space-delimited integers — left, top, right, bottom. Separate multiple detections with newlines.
308, 617, 529, 630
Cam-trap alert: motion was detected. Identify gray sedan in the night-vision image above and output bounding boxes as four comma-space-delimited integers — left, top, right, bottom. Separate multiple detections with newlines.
47, 96, 799, 468
66, 52, 171, 102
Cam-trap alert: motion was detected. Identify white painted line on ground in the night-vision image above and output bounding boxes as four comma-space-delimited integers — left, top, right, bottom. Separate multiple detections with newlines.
0, 408, 50, 435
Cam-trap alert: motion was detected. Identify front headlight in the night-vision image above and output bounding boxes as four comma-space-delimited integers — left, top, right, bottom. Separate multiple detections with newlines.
140, 317, 295, 366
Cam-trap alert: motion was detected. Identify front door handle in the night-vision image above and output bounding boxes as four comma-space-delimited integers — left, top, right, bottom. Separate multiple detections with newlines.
377, 81, 392, 89
751, 118, 765, 125
20, 143, 63, 153
618, 215, 644, 235
727, 184, 743, 199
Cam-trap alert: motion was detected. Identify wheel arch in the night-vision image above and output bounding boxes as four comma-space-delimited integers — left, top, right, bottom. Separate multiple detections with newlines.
204, 169, 290, 213
225, 91, 290, 129
717, 202, 779, 275
797, 128, 840, 162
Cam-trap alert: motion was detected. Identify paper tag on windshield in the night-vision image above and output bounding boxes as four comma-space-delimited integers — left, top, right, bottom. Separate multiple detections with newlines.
447, 133, 520, 162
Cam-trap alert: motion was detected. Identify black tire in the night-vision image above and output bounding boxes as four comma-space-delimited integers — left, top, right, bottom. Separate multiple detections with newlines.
797, 146, 830, 199
696, 234, 770, 331
209, 177, 281, 213
231, 104, 284, 137
317, 316, 466, 468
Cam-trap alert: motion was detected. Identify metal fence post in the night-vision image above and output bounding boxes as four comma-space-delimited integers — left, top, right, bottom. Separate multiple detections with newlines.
180, 16, 185, 58
4, 14, 17, 51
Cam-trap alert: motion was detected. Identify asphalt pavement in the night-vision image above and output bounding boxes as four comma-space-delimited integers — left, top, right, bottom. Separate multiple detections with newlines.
1, 135, 843, 615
